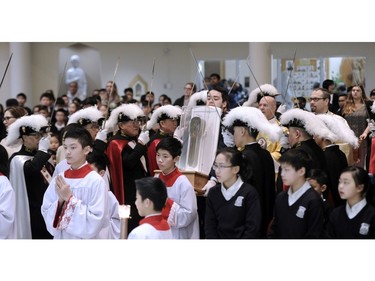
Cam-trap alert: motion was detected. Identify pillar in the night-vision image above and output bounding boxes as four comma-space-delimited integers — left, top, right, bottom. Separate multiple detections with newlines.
9, 42, 32, 106
248, 42, 271, 90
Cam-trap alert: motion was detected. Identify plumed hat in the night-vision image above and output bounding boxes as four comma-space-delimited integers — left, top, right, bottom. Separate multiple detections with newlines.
316, 114, 359, 148
243, 84, 280, 107
371, 100, 375, 114
187, 90, 208, 106
6, 114, 48, 145
104, 104, 144, 132
222, 106, 283, 141
67, 106, 103, 126
280, 108, 336, 140
145, 105, 182, 130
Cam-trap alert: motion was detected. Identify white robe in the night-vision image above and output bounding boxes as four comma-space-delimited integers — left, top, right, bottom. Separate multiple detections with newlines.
158, 169, 200, 239
53, 159, 120, 239
41, 164, 109, 239
167, 176, 200, 239
0, 175, 16, 239
128, 214, 172, 239
9, 155, 33, 239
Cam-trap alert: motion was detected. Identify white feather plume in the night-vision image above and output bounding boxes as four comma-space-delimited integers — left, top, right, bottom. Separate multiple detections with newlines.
317, 114, 359, 148
145, 105, 182, 130
6, 114, 48, 145
104, 104, 144, 132
371, 100, 375, 114
280, 108, 336, 141
222, 106, 283, 141
187, 90, 208, 106
243, 84, 280, 107
67, 106, 103, 125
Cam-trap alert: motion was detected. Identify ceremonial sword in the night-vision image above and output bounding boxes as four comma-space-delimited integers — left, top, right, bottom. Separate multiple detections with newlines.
0, 53, 13, 90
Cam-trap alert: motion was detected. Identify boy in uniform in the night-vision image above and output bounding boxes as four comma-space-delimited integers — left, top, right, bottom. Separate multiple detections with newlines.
268, 149, 324, 238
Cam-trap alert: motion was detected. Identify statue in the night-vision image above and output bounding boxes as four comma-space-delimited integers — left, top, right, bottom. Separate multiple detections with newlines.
65, 54, 87, 100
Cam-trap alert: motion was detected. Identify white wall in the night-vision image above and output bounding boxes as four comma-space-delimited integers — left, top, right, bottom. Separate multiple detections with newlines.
1, 42, 374, 108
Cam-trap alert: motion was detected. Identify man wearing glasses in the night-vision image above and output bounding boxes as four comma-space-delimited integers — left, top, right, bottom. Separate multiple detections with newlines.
309, 88, 331, 115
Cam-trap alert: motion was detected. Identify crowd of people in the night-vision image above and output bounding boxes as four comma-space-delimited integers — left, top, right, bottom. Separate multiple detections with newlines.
1, 74, 375, 239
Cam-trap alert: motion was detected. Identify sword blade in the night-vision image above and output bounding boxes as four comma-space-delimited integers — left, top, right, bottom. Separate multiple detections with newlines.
0, 52, 13, 90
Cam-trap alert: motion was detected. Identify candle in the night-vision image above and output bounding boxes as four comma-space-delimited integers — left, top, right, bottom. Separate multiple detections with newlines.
118, 204, 131, 218
119, 205, 131, 239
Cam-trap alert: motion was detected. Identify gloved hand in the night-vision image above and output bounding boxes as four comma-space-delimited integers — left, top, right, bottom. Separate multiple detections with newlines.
201, 177, 218, 197
277, 104, 286, 114
95, 128, 108, 142
279, 134, 290, 149
222, 128, 235, 147
173, 126, 185, 144
368, 121, 375, 138
38, 135, 51, 153
138, 130, 150, 145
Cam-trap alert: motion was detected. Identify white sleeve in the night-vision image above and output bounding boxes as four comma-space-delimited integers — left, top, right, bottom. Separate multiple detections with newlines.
0, 177, 16, 239
171, 177, 198, 228
41, 177, 60, 237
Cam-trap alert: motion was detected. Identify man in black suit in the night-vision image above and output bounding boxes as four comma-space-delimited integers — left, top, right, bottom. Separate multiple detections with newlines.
322, 79, 339, 113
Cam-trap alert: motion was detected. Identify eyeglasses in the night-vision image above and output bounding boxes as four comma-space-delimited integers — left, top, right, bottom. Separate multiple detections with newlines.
309, 97, 326, 102
127, 119, 143, 126
184, 87, 192, 90
3, 116, 15, 121
212, 163, 233, 171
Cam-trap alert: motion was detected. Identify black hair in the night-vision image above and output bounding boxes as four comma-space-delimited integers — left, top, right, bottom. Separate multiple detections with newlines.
82, 97, 98, 107
40, 92, 55, 101
0, 145, 9, 177
209, 73, 221, 80
55, 97, 66, 107
124, 87, 134, 94
156, 137, 182, 158
135, 177, 168, 212
5, 98, 18, 107
279, 149, 313, 178
17, 93, 27, 100
38, 105, 49, 112
62, 125, 93, 148
322, 79, 335, 89
208, 85, 229, 107
341, 166, 369, 196
215, 147, 253, 183
309, 169, 329, 186
87, 151, 108, 172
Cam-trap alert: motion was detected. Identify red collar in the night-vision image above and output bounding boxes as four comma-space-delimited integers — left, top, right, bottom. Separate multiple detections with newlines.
64, 163, 93, 179
139, 214, 170, 230
159, 167, 182, 187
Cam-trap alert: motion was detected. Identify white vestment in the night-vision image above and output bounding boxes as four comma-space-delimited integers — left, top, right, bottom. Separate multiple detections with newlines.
0, 175, 16, 239
9, 155, 33, 239
128, 214, 172, 239
41, 163, 109, 239
158, 169, 200, 239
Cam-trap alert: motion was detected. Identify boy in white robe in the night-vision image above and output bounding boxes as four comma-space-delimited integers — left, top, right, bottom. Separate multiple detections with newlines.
155, 137, 199, 239
41, 126, 109, 239
87, 151, 121, 239
0, 145, 15, 239
128, 177, 172, 239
